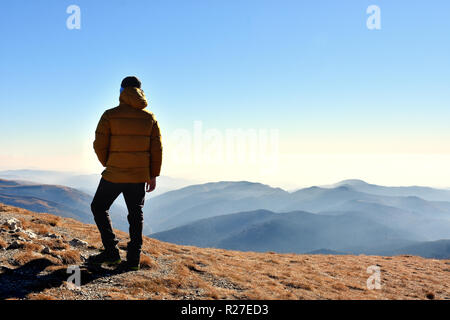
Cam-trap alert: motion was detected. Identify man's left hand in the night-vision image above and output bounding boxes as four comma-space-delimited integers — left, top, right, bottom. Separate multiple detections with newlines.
145, 178, 156, 193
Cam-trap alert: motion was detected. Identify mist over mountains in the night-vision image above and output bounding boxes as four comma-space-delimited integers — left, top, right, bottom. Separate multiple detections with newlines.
144, 180, 450, 238
0, 178, 130, 232
146, 180, 450, 258
1, 171, 449, 259
323, 179, 450, 202
143, 181, 289, 233
0, 169, 194, 197
150, 209, 417, 254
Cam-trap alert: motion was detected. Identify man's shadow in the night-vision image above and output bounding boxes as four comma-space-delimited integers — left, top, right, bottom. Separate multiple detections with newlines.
0, 258, 130, 300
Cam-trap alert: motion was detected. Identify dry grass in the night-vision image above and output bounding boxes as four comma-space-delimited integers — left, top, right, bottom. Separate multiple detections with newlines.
140, 255, 156, 269
106, 291, 136, 300
12, 250, 42, 266
16, 217, 32, 229
57, 249, 82, 265
32, 224, 51, 235
1, 203, 449, 300
34, 215, 61, 227
26, 293, 58, 300
37, 239, 69, 250
23, 242, 44, 252
17, 217, 52, 235
13, 231, 31, 240
128, 278, 170, 295
0, 238, 7, 249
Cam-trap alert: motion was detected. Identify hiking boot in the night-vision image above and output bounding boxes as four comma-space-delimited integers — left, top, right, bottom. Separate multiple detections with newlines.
125, 252, 140, 271
125, 257, 140, 271
88, 249, 121, 266
116, 260, 140, 272
126, 261, 140, 271
126, 252, 141, 271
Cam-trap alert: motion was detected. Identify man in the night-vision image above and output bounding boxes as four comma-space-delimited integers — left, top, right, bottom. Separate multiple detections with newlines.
89, 76, 162, 271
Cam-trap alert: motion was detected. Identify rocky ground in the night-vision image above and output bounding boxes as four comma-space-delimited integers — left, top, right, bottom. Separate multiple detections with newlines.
0, 203, 449, 300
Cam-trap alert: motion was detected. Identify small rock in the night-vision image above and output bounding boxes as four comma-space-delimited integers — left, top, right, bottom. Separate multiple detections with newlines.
23, 229, 37, 239
46, 233, 62, 239
4, 218, 21, 231
8, 227, 23, 233
426, 292, 435, 300
62, 281, 82, 291
69, 238, 88, 248
12, 234, 28, 242
7, 240, 23, 250
42, 246, 51, 254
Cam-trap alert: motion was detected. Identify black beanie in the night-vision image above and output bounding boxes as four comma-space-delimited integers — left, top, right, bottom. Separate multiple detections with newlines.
121, 76, 142, 89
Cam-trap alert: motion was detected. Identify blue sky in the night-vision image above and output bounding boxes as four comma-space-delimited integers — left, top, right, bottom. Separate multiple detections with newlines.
1, 1, 450, 187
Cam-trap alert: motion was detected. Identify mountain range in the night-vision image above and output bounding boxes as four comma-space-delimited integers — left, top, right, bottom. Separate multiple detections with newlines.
1, 172, 450, 259
323, 179, 450, 201
0, 178, 129, 232
0, 169, 195, 197
150, 209, 417, 254
150, 208, 450, 258
146, 180, 450, 258
144, 180, 450, 238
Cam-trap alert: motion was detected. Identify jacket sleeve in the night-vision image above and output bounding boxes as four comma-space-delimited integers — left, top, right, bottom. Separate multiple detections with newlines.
149, 119, 163, 179
93, 111, 111, 167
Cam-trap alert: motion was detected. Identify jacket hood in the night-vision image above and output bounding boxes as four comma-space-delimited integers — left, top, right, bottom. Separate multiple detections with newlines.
119, 87, 148, 110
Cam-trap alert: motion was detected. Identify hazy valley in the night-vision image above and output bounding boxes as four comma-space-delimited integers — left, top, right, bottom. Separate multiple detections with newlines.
1, 170, 450, 260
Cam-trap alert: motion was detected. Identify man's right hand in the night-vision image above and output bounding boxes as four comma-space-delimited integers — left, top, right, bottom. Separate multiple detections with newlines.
145, 178, 156, 193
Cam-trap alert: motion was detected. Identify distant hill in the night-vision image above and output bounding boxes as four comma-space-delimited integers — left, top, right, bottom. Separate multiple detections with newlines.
0, 179, 129, 231
0, 169, 195, 197
144, 181, 289, 233
149, 209, 450, 259
3, 175, 450, 259
306, 248, 348, 255
145, 180, 450, 239
0, 174, 197, 233
0, 169, 76, 185
318, 200, 450, 240
0, 193, 90, 222
323, 179, 450, 202
149, 209, 419, 255
386, 239, 450, 259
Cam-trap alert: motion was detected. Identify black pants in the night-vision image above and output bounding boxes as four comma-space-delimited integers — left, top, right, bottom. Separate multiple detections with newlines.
91, 178, 145, 262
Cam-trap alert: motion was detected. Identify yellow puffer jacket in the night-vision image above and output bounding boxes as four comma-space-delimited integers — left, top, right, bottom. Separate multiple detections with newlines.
93, 87, 163, 183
